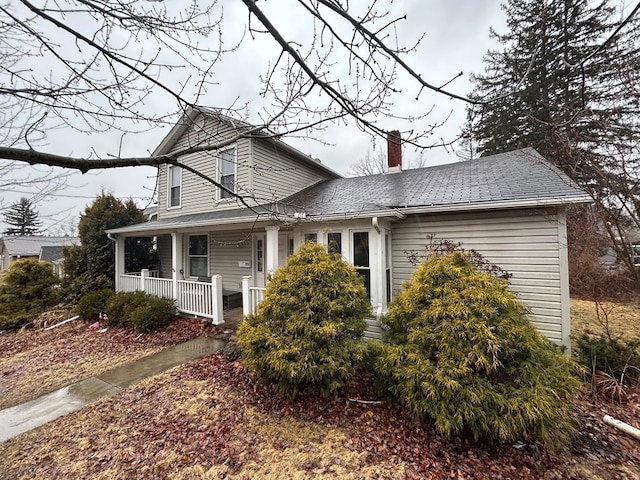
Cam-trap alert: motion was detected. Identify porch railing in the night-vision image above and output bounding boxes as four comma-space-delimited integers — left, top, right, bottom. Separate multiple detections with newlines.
242, 275, 266, 316
116, 269, 224, 325
177, 279, 217, 318
117, 271, 268, 323
120, 273, 142, 293
146, 277, 173, 299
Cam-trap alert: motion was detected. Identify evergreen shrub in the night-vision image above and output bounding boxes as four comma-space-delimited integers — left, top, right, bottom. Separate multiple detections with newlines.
104, 291, 147, 326
77, 289, 115, 320
0, 259, 60, 329
574, 332, 640, 384
237, 241, 371, 398
104, 291, 175, 330
128, 296, 176, 331
373, 251, 580, 450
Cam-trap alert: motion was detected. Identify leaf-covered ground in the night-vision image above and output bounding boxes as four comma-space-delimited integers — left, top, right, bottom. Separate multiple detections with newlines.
0, 353, 639, 479
0, 303, 639, 479
0, 315, 221, 409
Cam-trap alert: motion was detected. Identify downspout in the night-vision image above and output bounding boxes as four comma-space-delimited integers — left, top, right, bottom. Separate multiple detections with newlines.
372, 216, 380, 233
371, 217, 382, 318
107, 233, 120, 291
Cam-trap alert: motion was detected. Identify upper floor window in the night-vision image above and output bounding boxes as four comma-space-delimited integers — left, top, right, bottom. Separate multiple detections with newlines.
168, 165, 182, 208
218, 148, 236, 200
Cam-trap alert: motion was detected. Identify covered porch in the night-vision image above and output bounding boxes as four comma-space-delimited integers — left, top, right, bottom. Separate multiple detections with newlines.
116, 268, 264, 325
110, 222, 290, 325
108, 216, 393, 329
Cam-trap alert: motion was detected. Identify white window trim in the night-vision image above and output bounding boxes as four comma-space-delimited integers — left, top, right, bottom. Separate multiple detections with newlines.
167, 165, 182, 210
350, 229, 373, 300
187, 233, 209, 279
325, 230, 344, 258
217, 146, 237, 202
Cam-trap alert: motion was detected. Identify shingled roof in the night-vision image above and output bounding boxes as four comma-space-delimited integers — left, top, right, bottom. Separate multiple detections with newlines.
107, 148, 590, 235
0, 236, 79, 256
282, 148, 589, 216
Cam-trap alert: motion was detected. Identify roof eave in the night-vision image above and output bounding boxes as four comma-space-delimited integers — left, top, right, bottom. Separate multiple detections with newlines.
394, 194, 592, 216
109, 194, 591, 236
106, 214, 278, 236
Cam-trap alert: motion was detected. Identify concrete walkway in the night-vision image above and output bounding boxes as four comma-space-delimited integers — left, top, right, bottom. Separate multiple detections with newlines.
0, 336, 226, 442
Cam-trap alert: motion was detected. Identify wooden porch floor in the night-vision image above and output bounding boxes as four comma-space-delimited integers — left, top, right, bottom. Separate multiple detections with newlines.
221, 307, 245, 331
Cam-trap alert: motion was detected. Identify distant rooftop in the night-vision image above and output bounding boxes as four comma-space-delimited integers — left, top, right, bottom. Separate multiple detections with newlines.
0, 236, 79, 256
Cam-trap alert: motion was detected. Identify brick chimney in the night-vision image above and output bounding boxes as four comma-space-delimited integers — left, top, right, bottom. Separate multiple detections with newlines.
387, 130, 402, 173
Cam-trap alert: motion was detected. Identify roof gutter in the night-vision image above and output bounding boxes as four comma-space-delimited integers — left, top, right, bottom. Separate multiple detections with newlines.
394, 194, 592, 217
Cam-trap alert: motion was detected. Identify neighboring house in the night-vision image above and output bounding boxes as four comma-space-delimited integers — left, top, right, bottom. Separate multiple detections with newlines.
106, 107, 590, 347
0, 236, 79, 275
598, 227, 640, 270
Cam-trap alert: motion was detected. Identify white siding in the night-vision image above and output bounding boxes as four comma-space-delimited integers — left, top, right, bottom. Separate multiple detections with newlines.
390, 208, 569, 346
249, 138, 332, 203
156, 116, 332, 220
156, 235, 173, 279
157, 115, 252, 218
209, 230, 253, 292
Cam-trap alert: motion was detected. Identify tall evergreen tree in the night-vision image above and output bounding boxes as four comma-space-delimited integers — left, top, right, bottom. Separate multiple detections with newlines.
62, 193, 156, 299
465, 0, 640, 283
3, 197, 42, 235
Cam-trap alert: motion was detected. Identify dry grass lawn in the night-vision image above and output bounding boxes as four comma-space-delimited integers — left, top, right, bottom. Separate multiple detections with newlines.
571, 298, 640, 340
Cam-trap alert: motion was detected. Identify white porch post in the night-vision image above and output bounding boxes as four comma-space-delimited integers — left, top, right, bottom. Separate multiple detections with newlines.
141, 268, 149, 293
265, 225, 280, 277
371, 217, 390, 314
114, 235, 125, 291
211, 274, 224, 325
171, 232, 183, 301
242, 275, 252, 316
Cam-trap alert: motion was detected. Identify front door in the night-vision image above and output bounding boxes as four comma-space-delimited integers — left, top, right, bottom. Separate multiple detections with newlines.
253, 234, 266, 288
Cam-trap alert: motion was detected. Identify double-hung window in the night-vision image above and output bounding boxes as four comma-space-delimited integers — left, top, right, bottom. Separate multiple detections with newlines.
188, 234, 208, 277
168, 166, 182, 208
218, 148, 236, 200
353, 232, 371, 298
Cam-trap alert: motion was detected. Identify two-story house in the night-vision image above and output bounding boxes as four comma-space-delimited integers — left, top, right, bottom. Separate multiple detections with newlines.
107, 107, 590, 347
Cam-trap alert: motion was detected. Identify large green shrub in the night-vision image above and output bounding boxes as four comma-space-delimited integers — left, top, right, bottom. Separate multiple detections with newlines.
104, 291, 147, 326
77, 288, 115, 320
0, 259, 60, 329
128, 296, 176, 331
104, 291, 175, 330
238, 241, 371, 398
373, 251, 580, 450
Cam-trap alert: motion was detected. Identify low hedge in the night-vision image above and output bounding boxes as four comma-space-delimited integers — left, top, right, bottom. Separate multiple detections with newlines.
104, 291, 176, 331
77, 289, 115, 320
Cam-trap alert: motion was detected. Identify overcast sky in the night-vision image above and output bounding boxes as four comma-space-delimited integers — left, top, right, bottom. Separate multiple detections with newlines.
0, 1, 507, 235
